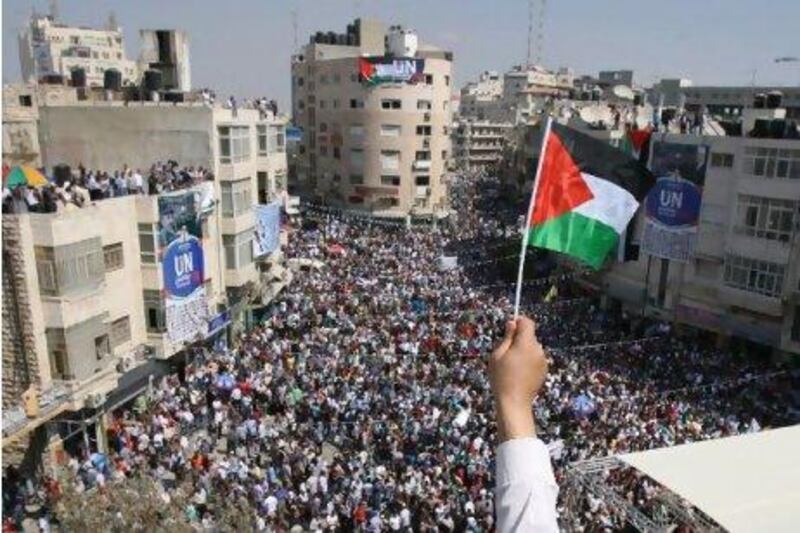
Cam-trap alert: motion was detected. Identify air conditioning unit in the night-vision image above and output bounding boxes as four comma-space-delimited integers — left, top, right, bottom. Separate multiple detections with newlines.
423, 112, 431, 122
423, 138, 431, 148
85, 393, 106, 409
116, 355, 136, 373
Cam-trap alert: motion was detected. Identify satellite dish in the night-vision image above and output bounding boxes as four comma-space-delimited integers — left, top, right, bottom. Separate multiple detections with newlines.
579, 105, 611, 124
612, 85, 634, 101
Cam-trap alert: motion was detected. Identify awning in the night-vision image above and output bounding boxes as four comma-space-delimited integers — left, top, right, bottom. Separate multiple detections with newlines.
619, 425, 800, 532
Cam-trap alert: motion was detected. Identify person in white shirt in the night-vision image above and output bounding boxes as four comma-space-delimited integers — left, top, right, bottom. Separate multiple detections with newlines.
490, 316, 558, 532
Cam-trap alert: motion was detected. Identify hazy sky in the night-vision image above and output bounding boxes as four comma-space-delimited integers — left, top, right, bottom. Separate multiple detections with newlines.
4, 0, 799, 109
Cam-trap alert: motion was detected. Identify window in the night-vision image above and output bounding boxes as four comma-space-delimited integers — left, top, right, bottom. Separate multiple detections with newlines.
319, 122, 328, 133
95, 334, 110, 361
320, 146, 328, 157
381, 124, 402, 137
724, 255, 785, 297
333, 147, 341, 159
736, 195, 797, 242
221, 179, 253, 218
380, 150, 400, 171
350, 149, 365, 169
350, 99, 364, 109
223, 231, 254, 269
381, 175, 401, 186
138, 224, 157, 264
792, 306, 800, 342
18, 95, 32, 107
445, 75, 450, 86
742, 147, 800, 179
425, 74, 433, 85
103, 243, 124, 272
257, 171, 269, 203
267, 125, 286, 153
110, 316, 131, 347
35, 240, 104, 297
441, 150, 448, 160
416, 125, 432, 136
333, 99, 340, 109
415, 175, 430, 186
416, 151, 431, 161
143, 290, 165, 333
297, 76, 304, 86
257, 125, 268, 156
319, 100, 326, 109
349, 174, 364, 185
349, 125, 365, 139
381, 99, 402, 110
710, 152, 734, 168
417, 100, 432, 110
219, 126, 251, 163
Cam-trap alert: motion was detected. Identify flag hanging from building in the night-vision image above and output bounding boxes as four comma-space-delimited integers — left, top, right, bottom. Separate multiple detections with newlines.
526, 122, 655, 269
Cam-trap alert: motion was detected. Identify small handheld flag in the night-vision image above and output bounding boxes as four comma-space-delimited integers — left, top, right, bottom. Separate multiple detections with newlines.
513, 119, 655, 318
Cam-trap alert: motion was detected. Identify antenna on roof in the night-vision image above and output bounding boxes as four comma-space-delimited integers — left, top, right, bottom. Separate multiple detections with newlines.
526, 0, 546, 67
49, 0, 59, 21
107, 11, 119, 31
526, 0, 533, 67
291, 10, 298, 50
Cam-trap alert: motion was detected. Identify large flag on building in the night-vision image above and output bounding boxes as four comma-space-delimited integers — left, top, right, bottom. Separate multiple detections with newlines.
526, 122, 655, 269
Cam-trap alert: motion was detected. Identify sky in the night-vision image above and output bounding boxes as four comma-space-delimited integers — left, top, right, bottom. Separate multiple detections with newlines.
3, 0, 799, 109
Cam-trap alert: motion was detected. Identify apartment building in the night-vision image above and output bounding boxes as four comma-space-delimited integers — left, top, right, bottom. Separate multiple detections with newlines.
601, 126, 800, 356
2, 87, 288, 463
459, 70, 503, 121
18, 12, 139, 87
291, 19, 453, 217
454, 119, 513, 172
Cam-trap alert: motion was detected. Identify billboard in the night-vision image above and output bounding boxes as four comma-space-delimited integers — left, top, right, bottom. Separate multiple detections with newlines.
159, 192, 208, 344
253, 201, 281, 257
642, 141, 709, 262
359, 57, 425, 86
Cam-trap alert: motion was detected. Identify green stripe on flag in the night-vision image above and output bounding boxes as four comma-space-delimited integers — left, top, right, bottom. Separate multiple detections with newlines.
529, 211, 619, 269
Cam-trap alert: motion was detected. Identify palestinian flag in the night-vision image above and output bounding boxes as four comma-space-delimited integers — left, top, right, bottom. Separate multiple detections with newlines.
526, 121, 654, 269
619, 127, 652, 161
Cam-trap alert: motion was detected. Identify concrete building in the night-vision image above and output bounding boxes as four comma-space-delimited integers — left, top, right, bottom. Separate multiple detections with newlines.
2, 87, 289, 465
290, 19, 453, 217
600, 123, 800, 357
599, 70, 635, 88
2, 84, 41, 167
454, 119, 513, 172
459, 70, 503, 121
18, 12, 139, 87
501, 65, 574, 124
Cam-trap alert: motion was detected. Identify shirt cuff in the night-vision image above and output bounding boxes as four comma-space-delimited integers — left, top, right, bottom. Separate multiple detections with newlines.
496, 437, 557, 487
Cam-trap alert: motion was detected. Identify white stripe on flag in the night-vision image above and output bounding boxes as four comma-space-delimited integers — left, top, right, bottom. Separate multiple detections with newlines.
572, 173, 640, 235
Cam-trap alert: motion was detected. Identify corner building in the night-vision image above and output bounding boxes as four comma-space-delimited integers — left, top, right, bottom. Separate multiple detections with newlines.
291, 19, 454, 217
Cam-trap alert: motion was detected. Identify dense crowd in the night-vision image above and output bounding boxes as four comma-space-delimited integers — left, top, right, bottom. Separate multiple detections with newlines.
3, 174, 798, 532
2, 160, 213, 215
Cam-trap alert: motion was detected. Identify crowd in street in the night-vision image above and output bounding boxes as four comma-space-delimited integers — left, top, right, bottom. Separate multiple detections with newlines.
3, 174, 798, 532
2, 161, 213, 215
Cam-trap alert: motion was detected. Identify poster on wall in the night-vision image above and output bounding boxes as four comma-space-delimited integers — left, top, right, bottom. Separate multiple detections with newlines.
252, 201, 282, 257
641, 141, 708, 262
159, 192, 208, 344
358, 57, 425, 86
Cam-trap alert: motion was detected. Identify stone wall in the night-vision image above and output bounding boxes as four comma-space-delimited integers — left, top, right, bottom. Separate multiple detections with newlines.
2, 215, 41, 408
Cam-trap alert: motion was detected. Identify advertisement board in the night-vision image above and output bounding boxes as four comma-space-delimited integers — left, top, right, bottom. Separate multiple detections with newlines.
253, 201, 282, 257
159, 192, 208, 344
642, 141, 709, 261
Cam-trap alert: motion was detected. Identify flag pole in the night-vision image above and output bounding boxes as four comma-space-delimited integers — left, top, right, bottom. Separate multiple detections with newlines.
513, 115, 553, 319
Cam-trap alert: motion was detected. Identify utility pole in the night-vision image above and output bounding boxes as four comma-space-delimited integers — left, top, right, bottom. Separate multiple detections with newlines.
291, 10, 298, 51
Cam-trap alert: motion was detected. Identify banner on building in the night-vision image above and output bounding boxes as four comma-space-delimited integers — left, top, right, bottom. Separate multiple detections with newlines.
159, 192, 208, 344
641, 141, 708, 262
252, 201, 281, 257
359, 57, 425, 86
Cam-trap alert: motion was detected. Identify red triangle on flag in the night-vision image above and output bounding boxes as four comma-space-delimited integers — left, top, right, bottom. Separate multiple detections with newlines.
531, 131, 594, 225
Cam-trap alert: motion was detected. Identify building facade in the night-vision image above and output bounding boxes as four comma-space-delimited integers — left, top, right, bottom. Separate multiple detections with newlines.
601, 130, 800, 357
18, 13, 139, 87
2, 90, 289, 462
454, 119, 513, 172
291, 19, 453, 217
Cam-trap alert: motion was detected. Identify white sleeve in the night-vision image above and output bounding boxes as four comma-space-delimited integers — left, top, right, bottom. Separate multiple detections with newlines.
495, 437, 559, 533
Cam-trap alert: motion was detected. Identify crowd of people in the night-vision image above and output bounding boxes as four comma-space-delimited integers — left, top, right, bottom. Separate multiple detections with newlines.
3, 173, 798, 531
2, 161, 213, 215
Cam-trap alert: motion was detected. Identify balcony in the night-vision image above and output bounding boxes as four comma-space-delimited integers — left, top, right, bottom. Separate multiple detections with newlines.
413, 159, 432, 171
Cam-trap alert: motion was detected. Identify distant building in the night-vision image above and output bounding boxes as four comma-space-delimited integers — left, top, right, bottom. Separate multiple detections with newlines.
18, 12, 138, 87
453, 119, 513, 172
459, 71, 503, 121
290, 19, 453, 217
598, 70, 635, 88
